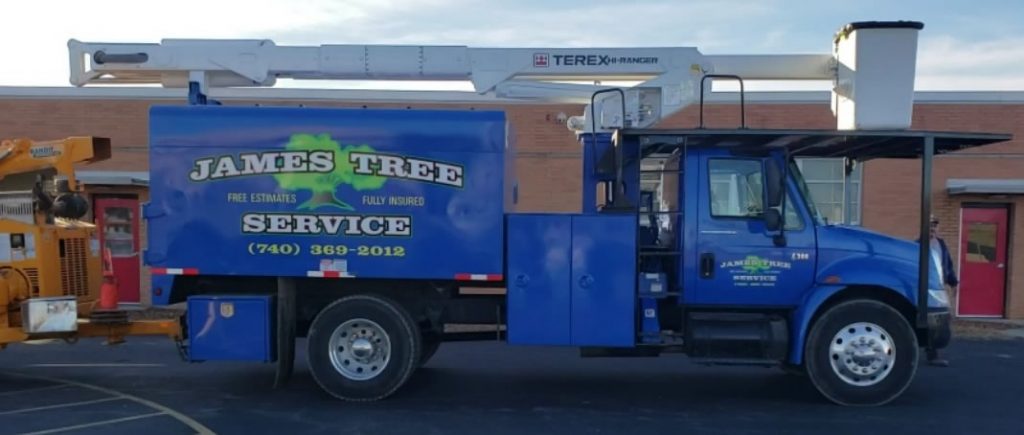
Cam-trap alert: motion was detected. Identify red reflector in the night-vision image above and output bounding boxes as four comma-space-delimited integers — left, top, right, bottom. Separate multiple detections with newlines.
825, 275, 841, 284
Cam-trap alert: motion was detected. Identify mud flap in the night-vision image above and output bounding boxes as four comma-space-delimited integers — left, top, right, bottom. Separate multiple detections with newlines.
274, 277, 297, 388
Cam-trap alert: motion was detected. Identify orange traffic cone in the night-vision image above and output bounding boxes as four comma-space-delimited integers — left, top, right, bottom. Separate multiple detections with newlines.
98, 248, 119, 311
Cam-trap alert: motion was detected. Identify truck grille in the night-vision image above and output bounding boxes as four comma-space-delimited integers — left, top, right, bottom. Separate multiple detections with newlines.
60, 238, 89, 297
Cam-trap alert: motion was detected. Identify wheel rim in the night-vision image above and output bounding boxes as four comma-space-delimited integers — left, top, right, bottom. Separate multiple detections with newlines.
829, 322, 895, 387
328, 318, 391, 381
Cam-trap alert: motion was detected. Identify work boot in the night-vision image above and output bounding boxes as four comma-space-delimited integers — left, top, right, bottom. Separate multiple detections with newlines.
927, 348, 949, 367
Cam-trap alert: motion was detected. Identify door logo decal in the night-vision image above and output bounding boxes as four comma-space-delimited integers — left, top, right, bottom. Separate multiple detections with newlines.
719, 255, 792, 287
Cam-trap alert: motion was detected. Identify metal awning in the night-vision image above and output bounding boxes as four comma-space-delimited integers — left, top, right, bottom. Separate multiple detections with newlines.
947, 178, 1024, 195
620, 128, 1013, 161
77, 171, 149, 186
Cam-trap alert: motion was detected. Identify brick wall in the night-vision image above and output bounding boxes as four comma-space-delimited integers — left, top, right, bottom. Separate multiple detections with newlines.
1010, 202, 1024, 317
1, 97, 1022, 317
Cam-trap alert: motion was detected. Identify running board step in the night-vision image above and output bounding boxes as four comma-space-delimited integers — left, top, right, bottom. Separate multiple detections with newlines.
686, 312, 789, 362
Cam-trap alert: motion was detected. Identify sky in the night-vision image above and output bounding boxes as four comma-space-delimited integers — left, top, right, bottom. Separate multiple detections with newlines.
1, 0, 1022, 91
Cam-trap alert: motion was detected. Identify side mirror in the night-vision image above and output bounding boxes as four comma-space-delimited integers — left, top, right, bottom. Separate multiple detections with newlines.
764, 208, 782, 232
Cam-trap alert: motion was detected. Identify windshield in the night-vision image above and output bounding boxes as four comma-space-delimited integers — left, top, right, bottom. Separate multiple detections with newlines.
788, 159, 826, 226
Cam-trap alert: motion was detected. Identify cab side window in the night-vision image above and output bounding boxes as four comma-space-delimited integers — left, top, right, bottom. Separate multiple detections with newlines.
783, 196, 804, 231
709, 158, 807, 230
709, 159, 764, 218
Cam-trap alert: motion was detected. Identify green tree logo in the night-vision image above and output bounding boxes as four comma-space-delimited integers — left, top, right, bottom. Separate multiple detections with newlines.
273, 133, 386, 210
742, 256, 770, 274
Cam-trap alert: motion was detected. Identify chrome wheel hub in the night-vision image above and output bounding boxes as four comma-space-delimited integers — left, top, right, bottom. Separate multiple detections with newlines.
328, 318, 391, 381
829, 322, 895, 387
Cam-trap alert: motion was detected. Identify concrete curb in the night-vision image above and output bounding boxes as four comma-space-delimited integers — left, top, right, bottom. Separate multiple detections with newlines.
953, 318, 1024, 340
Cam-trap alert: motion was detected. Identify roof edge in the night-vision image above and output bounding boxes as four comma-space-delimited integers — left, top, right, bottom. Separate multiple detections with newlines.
946, 178, 1024, 195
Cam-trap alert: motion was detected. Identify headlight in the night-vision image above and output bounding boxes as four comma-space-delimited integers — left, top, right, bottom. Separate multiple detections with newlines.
928, 289, 949, 307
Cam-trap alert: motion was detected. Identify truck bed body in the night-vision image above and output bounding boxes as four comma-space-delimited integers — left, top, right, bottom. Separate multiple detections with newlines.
145, 106, 508, 280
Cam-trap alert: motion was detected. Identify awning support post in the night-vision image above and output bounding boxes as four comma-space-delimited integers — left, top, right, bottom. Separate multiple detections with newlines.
916, 136, 934, 329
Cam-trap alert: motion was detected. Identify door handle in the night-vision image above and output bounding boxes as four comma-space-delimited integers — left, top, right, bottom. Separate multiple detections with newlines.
700, 253, 715, 279
998, 263, 1005, 269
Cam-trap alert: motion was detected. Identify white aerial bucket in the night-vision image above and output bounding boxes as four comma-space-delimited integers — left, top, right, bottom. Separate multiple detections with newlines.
831, 21, 924, 130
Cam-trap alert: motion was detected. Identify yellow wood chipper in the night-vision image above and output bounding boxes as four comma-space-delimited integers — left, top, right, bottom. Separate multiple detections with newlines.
0, 136, 179, 348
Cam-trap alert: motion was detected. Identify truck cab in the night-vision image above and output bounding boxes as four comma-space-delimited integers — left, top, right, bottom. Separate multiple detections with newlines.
504, 128, 992, 406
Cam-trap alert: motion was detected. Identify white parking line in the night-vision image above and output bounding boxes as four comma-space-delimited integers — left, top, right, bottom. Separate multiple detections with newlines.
5, 372, 215, 435
0, 384, 69, 396
0, 396, 124, 416
17, 412, 166, 435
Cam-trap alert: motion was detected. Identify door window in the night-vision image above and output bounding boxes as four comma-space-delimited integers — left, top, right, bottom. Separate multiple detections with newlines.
709, 159, 764, 218
783, 196, 804, 231
103, 207, 135, 257
965, 222, 998, 263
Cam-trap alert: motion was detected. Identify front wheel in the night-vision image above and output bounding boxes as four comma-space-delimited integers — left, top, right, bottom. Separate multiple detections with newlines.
805, 299, 919, 406
306, 294, 422, 401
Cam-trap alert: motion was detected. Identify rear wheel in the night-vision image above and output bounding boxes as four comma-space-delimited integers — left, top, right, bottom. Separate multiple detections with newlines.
805, 299, 918, 406
306, 294, 421, 401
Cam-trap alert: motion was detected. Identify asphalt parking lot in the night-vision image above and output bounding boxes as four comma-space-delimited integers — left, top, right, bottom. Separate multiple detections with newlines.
2, 336, 1023, 435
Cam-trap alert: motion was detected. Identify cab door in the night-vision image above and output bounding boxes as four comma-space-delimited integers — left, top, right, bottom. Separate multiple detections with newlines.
693, 153, 816, 306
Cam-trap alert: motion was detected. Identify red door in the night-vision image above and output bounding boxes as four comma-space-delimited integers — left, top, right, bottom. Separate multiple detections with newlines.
95, 197, 141, 304
957, 207, 1009, 317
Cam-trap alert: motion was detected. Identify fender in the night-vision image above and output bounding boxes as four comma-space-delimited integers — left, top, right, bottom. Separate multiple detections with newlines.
789, 284, 843, 364
817, 255, 923, 299
788, 255, 923, 365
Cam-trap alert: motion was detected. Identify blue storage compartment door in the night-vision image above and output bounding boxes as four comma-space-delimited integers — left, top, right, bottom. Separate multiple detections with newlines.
188, 295, 273, 362
571, 215, 636, 346
506, 214, 572, 345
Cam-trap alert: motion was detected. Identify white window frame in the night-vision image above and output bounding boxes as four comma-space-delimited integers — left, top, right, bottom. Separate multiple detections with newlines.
795, 158, 863, 225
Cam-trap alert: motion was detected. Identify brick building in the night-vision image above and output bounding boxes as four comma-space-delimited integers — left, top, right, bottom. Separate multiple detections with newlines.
1, 88, 1021, 318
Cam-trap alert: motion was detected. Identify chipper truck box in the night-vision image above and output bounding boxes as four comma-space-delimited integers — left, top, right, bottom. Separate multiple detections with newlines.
63, 21, 1012, 406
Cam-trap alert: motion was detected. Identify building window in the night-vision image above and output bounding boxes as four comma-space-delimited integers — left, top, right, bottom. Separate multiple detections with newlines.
795, 158, 862, 225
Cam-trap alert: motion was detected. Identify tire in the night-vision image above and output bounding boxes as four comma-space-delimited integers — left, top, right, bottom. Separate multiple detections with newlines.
419, 333, 442, 367
805, 299, 919, 407
306, 294, 421, 401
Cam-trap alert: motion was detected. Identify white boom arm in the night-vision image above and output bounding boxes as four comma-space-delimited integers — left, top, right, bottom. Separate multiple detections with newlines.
67, 21, 924, 132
